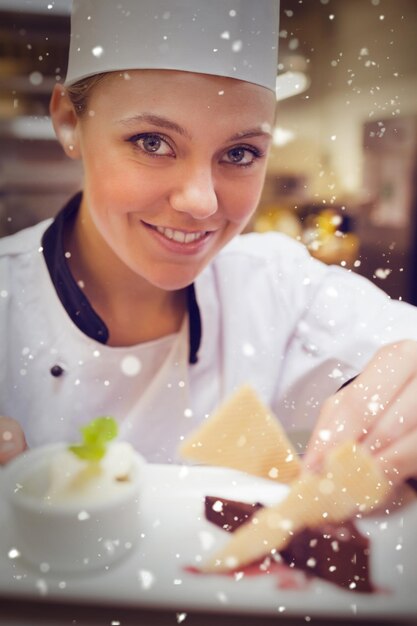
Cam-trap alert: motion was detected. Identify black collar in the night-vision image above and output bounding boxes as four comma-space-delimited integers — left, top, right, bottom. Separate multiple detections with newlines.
41, 193, 201, 364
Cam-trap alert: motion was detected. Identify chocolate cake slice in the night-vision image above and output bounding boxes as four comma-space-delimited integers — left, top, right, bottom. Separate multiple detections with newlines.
205, 496, 263, 531
205, 496, 374, 592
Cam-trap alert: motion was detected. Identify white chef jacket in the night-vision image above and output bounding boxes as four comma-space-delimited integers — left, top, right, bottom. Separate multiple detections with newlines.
2, 217, 417, 463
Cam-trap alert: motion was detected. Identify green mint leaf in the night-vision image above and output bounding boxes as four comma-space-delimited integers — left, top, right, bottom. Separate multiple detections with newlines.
69, 416, 118, 462
68, 443, 107, 462
81, 416, 118, 445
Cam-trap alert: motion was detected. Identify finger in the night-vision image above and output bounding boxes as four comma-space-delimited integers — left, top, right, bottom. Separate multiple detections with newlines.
304, 390, 360, 471
304, 341, 417, 469
375, 426, 417, 486
0, 417, 27, 465
361, 376, 417, 455
352, 341, 417, 414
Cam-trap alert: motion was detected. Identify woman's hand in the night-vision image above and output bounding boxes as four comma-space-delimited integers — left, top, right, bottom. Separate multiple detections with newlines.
0, 416, 27, 465
304, 340, 417, 486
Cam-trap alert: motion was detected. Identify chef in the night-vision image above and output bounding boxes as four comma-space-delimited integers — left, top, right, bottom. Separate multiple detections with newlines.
1, 0, 417, 485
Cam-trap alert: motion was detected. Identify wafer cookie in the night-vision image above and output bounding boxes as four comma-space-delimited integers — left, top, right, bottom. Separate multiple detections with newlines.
179, 385, 301, 483
202, 441, 390, 573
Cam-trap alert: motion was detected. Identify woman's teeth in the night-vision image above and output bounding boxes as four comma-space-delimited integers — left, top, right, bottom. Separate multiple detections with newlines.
155, 225, 206, 244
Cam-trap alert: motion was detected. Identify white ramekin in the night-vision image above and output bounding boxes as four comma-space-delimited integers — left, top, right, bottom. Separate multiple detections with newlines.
1, 442, 146, 574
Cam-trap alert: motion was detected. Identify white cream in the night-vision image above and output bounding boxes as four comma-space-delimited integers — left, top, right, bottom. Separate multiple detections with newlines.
45, 442, 136, 506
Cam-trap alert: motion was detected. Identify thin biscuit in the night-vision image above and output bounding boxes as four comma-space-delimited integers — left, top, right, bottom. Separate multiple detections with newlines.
179, 385, 301, 483
202, 441, 391, 573
323, 441, 392, 518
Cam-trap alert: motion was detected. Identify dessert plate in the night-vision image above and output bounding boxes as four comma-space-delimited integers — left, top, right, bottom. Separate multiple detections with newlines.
0, 464, 416, 620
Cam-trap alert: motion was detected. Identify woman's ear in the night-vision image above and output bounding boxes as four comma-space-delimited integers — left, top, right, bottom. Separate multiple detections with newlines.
49, 84, 82, 159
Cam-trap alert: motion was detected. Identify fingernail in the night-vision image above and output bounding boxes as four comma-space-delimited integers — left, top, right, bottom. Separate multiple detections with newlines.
1, 429, 14, 445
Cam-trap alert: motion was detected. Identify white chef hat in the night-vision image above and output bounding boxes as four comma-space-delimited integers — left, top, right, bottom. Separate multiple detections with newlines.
65, 0, 280, 92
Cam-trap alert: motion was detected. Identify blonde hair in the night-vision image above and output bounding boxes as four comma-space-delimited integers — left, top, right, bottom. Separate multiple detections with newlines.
65, 73, 108, 116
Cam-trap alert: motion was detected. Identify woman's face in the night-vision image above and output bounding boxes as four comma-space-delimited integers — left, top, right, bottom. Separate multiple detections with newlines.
58, 70, 276, 290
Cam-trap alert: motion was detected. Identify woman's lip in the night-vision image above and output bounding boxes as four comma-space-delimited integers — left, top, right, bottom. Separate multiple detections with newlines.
142, 221, 211, 235
141, 220, 216, 254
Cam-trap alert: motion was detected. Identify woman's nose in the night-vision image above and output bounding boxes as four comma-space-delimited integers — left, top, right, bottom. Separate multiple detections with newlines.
169, 166, 218, 220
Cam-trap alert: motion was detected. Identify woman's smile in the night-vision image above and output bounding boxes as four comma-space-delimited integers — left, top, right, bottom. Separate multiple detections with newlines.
141, 220, 215, 255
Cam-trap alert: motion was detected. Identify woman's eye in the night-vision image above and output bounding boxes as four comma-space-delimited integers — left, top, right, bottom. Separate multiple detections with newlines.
222, 146, 260, 166
130, 133, 173, 156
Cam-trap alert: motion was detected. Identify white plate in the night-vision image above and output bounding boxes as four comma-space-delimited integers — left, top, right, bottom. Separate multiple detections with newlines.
1, 464, 416, 620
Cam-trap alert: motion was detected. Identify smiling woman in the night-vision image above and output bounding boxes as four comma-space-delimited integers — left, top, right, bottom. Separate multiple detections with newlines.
50, 69, 275, 305
2, 0, 417, 492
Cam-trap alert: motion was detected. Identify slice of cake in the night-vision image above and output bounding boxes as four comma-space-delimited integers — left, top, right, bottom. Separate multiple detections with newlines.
205, 496, 263, 531
179, 385, 301, 483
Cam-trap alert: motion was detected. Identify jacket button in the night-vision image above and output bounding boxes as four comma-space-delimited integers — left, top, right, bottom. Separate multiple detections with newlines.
50, 364, 65, 377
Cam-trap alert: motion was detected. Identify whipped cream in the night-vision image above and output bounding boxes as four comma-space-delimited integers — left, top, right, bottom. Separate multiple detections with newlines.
45, 442, 137, 506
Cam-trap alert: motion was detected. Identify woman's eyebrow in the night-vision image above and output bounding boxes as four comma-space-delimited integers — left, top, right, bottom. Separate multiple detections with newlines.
118, 114, 272, 142
118, 113, 192, 139
228, 128, 272, 141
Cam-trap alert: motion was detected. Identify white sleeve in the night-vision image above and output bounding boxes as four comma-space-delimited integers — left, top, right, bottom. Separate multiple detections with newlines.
268, 236, 417, 439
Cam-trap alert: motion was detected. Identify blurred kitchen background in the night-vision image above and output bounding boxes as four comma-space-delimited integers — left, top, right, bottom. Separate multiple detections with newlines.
0, 0, 416, 301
